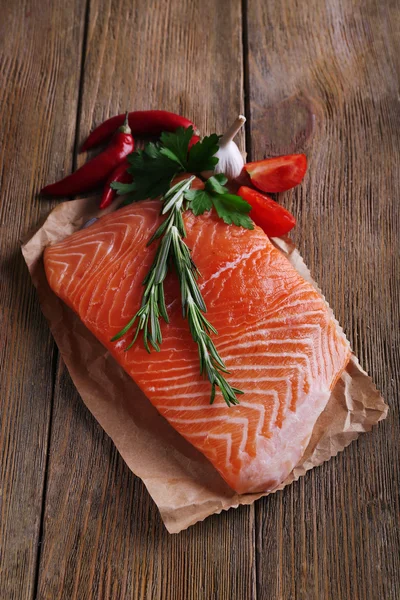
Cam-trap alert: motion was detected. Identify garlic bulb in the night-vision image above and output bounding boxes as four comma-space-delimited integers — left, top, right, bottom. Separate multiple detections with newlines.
214, 115, 246, 179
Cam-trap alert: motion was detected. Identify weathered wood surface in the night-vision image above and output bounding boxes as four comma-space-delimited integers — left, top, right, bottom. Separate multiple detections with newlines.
0, 1, 87, 598
0, 0, 399, 598
246, 1, 400, 598
247, 0, 400, 600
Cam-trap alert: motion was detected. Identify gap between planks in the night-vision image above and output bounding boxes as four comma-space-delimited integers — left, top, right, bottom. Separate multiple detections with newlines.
31, 1, 91, 598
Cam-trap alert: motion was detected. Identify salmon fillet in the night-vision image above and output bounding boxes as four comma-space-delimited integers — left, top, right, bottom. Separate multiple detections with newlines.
44, 201, 351, 494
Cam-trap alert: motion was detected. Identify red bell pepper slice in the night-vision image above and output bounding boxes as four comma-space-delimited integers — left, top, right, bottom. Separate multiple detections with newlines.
244, 154, 307, 193
238, 186, 296, 237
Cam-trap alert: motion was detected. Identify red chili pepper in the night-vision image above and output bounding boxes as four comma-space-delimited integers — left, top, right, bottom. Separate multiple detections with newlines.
81, 110, 199, 152
188, 134, 201, 150
244, 154, 307, 193
238, 186, 296, 237
99, 134, 202, 210
41, 114, 134, 197
100, 160, 131, 209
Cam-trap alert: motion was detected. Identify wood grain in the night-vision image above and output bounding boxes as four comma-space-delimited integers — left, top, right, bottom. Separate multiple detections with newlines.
1, 0, 399, 597
0, 1, 86, 598
245, 0, 400, 598
35, 1, 256, 599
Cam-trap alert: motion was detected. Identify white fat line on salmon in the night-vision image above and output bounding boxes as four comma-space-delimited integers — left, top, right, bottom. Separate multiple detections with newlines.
135, 357, 197, 367
230, 378, 293, 426
151, 365, 305, 384
55, 235, 117, 255
157, 404, 234, 411
61, 222, 148, 281
153, 381, 210, 392
151, 367, 310, 412
49, 244, 107, 294
207, 292, 323, 318
159, 391, 279, 447
317, 321, 332, 380
88, 260, 144, 318
221, 323, 326, 381
189, 222, 217, 256
231, 400, 266, 440
149, 390, 210, 398
156, 389, 278, 412
223, 337, 316, 352
224, 339, 316, 366
222, 350, 316, 383
45, 260, 70, 284
153, 388, 281, 400
161, 382, 287, 434
326, 323, 345, 380
229, 366, 306, 411
198, 245, 265, 288
222, 365, 307, 404
179, 431, 234, 470
215, 320, 326, 350
154, 375, 292, 392
170, 415, 249, 456
206, 296, 325, 323
135, 349, 315, 388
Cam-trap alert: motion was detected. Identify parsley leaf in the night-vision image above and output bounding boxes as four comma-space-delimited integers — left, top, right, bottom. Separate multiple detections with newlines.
187, 134, 220, 172
110, 129, 252, 230
185, 189, 213, 215
158, 147, 183, 166
212, 194, 254, 229
205, 173, 228, 194
111, 129, 222, 204
185, 175, 254, 229
112, 143, 182, 202
111, 181, 136, 195
159, 126, 193, 168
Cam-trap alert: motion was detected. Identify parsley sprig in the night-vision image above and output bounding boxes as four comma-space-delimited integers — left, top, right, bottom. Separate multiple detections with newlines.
186, 174, 253, 229
111, 126, 253, 405
112, 126, 226, 202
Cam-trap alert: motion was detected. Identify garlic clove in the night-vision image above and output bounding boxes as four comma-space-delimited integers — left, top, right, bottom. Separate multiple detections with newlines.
214, 115, 246, 180
214, 140, 245, 179
202, 115, 246, 180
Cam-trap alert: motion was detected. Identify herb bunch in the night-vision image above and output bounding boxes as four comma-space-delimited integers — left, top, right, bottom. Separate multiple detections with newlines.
111, 126, 253, 405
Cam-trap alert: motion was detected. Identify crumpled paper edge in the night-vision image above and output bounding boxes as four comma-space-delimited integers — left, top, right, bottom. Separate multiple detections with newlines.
21, 198, 388, 533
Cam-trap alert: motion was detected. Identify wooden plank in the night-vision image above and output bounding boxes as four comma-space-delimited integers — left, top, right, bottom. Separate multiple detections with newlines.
36, 1, 256, 599
245, 0, 400, 598
0, 1, 87, 598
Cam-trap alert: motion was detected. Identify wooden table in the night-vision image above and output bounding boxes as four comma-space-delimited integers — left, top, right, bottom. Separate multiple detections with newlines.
1, 0, 399, 598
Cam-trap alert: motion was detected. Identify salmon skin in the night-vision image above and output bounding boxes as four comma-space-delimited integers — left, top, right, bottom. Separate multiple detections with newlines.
44, 201, 351, 494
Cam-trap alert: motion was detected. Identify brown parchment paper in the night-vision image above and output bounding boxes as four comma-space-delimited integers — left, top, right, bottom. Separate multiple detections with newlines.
21, 198, 388, 533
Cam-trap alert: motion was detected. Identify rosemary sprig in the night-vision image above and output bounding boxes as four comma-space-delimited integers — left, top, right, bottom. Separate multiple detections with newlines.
112, 176, 243, 406
171, 224, 243, 406
111, 177, 192, 352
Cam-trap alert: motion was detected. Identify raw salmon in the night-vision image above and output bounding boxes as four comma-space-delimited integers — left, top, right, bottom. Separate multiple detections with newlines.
44, 201, 351, 494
